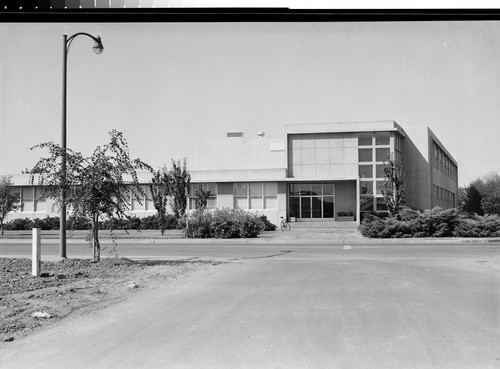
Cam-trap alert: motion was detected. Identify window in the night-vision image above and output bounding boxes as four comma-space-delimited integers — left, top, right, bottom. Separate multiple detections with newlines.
34, 187, 46, 212
22, 187, 34, 212
376, 197, 388, 211
375, 132, 390, 146
376, 148, 390, 162
360, 196, 374, 211
249, 182, 263, 209
190, 183, 217, 209
358, 148, 372, 162
234, 182, 278, 210
358, 132, 372, 146
359, 165, 373, 179
360, 181, 373, 195
142, 186, 152, 211
375, 164, 385, 178
376, 180, 385, 195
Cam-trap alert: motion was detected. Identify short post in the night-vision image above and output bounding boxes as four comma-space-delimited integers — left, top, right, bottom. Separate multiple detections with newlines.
32, 227, 41, 277
185, 187, 189, 234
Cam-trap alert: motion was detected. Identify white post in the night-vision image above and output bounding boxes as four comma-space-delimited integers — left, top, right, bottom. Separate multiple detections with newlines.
185, 187, 189, 231
32, 227, 41, 277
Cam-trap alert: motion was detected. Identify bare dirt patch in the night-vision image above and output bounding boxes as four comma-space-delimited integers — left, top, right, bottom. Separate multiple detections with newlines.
1, 257, 218, 343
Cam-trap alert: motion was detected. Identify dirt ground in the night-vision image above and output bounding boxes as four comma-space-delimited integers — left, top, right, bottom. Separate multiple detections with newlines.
0, 257, 218, 343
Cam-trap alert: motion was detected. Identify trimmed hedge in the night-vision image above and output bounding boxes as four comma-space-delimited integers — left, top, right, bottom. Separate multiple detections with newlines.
2, 214, 181, 232
360, 207, 500, 238
186, 208, 263, 238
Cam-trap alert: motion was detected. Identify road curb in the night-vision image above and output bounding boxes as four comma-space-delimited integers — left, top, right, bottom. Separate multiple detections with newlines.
1, 236, 499, 245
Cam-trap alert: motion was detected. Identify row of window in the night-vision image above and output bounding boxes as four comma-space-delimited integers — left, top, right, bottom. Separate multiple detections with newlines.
433, 184, 456, 207
360, 195, 388, 212
12, 187, 46, 212
433, 141, 457, 181
359, 164, 388, 179
358, 147, 391, 163
189, 182, 279, 210
358, 131, 391, 146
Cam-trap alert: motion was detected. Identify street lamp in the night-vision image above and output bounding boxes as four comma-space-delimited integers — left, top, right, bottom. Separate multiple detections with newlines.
60, 33, 104, 258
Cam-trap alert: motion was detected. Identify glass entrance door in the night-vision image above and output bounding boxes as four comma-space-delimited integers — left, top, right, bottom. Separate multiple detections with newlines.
289, 183, 335, 221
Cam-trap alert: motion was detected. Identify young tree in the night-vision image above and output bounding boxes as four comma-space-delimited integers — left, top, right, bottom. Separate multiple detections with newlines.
381, 153, 406, 217
30, 130, 151, 261
193, 184, 212, 211
166, 159, 190, 218
0, 176, 20, 235
149, 167, 169, 234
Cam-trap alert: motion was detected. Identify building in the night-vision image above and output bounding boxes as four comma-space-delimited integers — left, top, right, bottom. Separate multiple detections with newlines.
5, 121, 458, 226
189, 121, 458, 225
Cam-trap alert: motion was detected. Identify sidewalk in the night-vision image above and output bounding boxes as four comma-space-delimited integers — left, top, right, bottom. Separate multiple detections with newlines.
0, 229, 499, 245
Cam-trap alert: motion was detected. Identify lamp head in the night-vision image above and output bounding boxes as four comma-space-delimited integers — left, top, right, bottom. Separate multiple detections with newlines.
92, 36, 104, 55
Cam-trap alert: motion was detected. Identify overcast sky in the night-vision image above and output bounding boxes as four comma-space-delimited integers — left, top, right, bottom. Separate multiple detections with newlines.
1, 21, 499, 185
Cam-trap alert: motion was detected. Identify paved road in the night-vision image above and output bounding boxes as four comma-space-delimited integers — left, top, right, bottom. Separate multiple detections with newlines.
1, 244, 499, 368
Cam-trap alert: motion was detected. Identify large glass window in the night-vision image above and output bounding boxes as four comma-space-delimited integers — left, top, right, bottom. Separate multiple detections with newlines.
358, 132, 372, 146
288, 182, 338, 220
360, 196, 373, 212
375, 132, 390, 145
359, 165, 373, 179
358, 148, 372, 162
375, 164, 385, 178
360, 181, 373, 195
376, 148, 390, 162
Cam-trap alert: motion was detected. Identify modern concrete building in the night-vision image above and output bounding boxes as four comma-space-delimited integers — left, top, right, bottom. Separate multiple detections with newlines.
189, 121, 458, 225
5, 121, 458, 226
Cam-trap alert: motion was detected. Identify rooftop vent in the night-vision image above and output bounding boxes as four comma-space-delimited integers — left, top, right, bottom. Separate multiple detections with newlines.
227, 131, 244, 138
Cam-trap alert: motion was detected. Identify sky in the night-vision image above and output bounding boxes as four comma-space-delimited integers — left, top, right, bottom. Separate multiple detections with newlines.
1, 20, 499, 186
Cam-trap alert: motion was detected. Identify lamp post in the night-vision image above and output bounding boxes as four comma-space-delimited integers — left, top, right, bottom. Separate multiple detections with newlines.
60, 33, 104, 258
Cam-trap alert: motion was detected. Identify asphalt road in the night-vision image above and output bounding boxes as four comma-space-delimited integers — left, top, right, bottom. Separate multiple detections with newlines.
1, 243, 499, 368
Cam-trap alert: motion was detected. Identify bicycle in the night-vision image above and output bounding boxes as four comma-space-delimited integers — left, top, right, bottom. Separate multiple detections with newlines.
280, 216, 291, 231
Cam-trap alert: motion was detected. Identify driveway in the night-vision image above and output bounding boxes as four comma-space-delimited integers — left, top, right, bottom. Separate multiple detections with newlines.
1, 244, 499, 368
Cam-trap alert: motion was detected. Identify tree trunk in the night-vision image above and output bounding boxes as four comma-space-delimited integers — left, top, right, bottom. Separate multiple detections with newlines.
93, 213, 100, 262
1, 221, 4, 236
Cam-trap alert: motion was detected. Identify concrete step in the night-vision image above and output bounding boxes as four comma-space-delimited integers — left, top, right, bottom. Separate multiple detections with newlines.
288, 221, 358, 229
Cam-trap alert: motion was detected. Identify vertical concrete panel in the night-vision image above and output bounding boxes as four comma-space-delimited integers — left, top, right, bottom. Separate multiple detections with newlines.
344, 165, 358, 178
343, 133, 358, 147
302, 165, 316, 177
330, 164, 345, 177
315, 148, 330, 164
329, 148, 344, 163
330, 133, 344, 148
344, 147, 358, 163
316, 165, 330, 177
302, 149, 316, 165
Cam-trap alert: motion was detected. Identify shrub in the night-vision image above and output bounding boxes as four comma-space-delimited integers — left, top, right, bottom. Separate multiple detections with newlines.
4, 218, 34, 231
186, 208, 262, 238
260, 214, 277, 231
360, 207, 500, 238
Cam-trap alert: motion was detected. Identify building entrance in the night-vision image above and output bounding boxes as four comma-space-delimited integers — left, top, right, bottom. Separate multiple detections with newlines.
288, 183, 334, 221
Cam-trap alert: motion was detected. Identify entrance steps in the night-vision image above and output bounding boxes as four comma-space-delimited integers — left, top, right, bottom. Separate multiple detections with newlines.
279, 221, 364, 240
290, 221, 358, 229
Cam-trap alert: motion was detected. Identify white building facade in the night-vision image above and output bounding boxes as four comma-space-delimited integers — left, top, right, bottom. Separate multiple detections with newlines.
189, 121, 458, 226
6, 121, 458, 227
